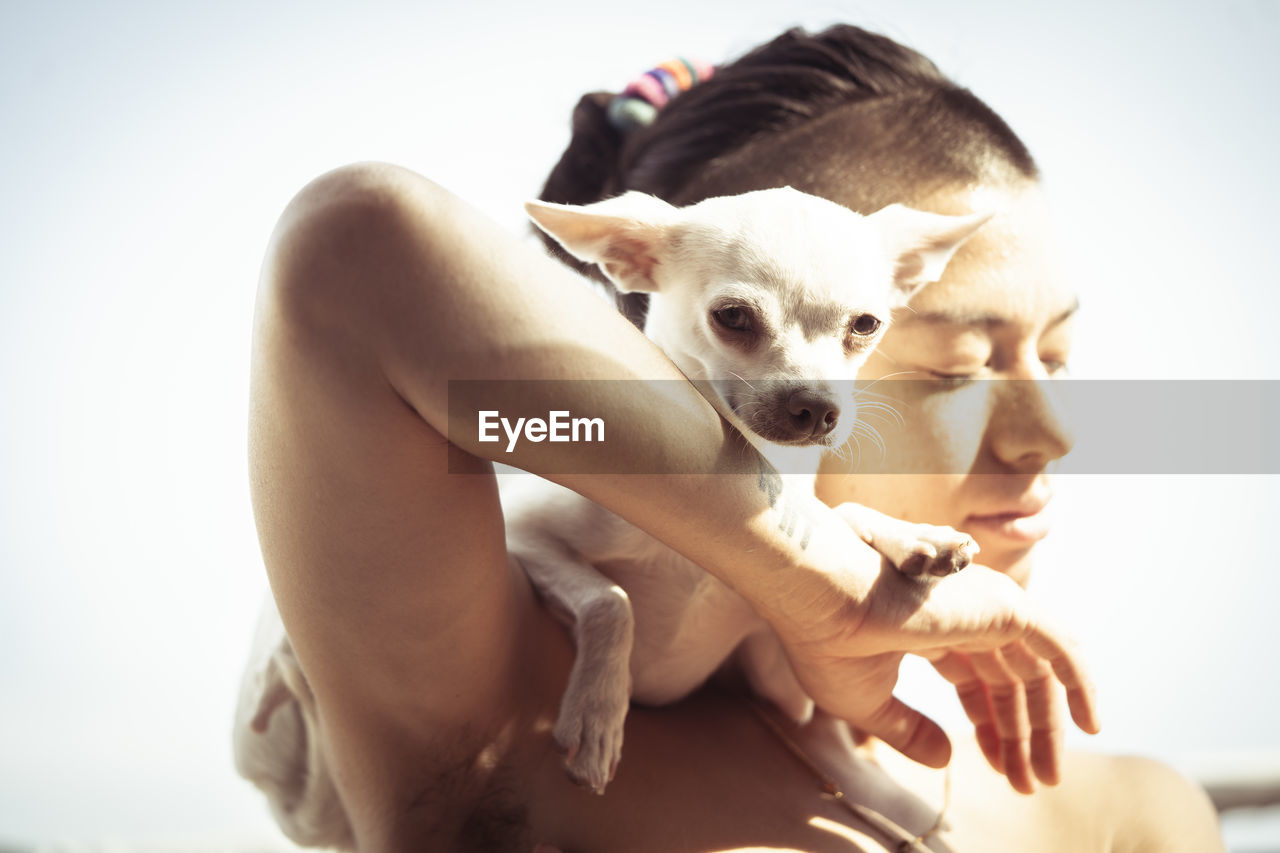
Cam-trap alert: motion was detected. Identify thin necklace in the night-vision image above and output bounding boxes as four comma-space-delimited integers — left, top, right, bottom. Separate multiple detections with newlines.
743, 696, 951, 853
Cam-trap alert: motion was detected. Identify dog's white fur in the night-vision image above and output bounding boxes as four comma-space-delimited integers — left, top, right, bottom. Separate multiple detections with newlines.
232, 599, 354, 849
232, 187, 987, 842
514, 188, 985, 793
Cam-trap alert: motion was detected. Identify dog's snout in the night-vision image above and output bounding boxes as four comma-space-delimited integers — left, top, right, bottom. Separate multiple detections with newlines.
787, 389, 839, 438
727, 381, 846, 446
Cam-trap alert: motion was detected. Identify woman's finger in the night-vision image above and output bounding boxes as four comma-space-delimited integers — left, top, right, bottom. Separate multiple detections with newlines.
928, 651, 1002, 772
854, 694, 953, 770
1022, 616, 1101, 736
1003, 639, 1064, 785
968, 649, 1036, 794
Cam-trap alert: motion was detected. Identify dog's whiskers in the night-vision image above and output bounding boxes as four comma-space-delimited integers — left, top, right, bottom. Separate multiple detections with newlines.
855, 401, 905, 427
849, 419, 888, 461
853, 371, 917, 396
728, 371, 760, 392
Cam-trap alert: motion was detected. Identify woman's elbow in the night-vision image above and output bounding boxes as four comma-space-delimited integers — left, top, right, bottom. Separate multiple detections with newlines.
255, 161, 458, 337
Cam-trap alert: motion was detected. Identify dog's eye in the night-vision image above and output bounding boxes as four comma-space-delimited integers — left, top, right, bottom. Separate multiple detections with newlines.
850, 314, 882, 336
713, 306, 753, 332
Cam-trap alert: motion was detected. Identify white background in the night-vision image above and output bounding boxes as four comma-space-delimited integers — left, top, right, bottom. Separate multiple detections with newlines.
2, 0, 1277, 848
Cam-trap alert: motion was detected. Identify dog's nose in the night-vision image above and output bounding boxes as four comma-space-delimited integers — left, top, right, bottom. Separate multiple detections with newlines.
787, 390, 839, 438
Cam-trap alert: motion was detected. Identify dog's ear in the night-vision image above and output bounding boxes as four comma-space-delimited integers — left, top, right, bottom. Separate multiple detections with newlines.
868, 204, 993, 298
525, 192, 676, 293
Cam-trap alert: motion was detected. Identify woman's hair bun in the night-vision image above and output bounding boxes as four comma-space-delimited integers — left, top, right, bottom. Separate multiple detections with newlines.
539, 92, 624, 207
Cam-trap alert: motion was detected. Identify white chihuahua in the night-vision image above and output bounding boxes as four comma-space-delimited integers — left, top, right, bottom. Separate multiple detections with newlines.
513, 187, 986, 793
234, 187, 986, 844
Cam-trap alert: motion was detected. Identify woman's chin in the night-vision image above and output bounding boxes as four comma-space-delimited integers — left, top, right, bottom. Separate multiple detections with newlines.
974, 541, 1035, 588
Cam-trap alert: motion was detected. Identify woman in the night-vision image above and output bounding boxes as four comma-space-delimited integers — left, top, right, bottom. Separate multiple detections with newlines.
246, 25, 1221, 851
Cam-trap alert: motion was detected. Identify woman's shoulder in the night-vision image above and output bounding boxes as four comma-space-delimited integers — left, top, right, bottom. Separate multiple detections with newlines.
1038, 750, 1224, 853
880, 738, 1225, 852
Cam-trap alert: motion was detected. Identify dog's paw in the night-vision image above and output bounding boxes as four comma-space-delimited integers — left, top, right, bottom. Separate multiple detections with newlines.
553, 676, 630, 795
888, 524, 979, 578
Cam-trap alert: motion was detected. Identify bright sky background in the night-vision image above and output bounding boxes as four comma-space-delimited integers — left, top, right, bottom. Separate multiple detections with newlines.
2, 0, 1278, 848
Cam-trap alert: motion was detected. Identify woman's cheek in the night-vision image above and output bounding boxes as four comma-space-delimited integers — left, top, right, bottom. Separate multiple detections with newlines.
867, 382, 988, 476
913, 386, 989, 475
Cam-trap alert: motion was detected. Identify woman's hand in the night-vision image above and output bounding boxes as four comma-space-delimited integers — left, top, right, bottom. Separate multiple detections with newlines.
757, 499, 1099, 794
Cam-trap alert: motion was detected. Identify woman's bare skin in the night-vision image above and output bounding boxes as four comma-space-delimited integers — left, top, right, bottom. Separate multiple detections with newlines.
247, 162, 1215, 852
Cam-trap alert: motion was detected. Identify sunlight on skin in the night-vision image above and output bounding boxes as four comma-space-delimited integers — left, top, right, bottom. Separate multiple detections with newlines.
806, 816, 880, 847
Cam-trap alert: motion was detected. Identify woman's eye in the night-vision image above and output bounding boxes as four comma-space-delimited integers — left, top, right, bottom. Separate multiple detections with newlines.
712, 306, 752, 331
928, 370, 977, 387
1043, 359, 1070, 377
850, 314, 881, 336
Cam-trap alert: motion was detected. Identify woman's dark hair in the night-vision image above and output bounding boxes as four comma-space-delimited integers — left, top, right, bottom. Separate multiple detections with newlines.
539, 24, 1039, 326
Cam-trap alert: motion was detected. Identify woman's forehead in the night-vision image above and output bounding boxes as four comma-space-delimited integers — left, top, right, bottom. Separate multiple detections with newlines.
901, 183, 1077, 330
686, 148, 1076, 329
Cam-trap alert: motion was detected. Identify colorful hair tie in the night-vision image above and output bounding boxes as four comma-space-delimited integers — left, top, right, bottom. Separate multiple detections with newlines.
657, 58, 693, 90
607, 56, 715, 132
626, 72, 671, 109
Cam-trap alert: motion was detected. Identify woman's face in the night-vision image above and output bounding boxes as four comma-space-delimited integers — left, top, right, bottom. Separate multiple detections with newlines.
815, 181, 1077, 586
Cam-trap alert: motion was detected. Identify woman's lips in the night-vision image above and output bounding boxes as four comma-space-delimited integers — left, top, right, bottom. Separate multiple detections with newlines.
964, 499, 1053, 544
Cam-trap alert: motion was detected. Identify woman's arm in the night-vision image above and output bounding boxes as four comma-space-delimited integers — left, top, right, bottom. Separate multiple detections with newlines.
251, 163, 1097, 828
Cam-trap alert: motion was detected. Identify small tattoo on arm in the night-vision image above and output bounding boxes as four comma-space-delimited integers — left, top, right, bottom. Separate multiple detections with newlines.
757, 457, 783, 508
756, 456, 813, 550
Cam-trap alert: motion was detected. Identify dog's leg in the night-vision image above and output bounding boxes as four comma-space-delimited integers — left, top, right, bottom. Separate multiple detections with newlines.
837, 502, 979, 577
512, 540, 634, 795
736, 629, 815, 724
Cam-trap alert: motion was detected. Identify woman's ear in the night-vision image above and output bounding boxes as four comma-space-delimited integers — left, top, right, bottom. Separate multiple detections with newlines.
867, 204, 992, 298
526, 192, 676, 293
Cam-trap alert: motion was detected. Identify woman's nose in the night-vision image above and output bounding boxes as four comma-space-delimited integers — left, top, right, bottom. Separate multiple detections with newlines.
985, 376, 1074, 471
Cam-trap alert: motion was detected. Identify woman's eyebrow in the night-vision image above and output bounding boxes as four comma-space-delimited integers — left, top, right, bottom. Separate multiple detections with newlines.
902, 297, 1080, 328
1046, 298, 1080, 328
